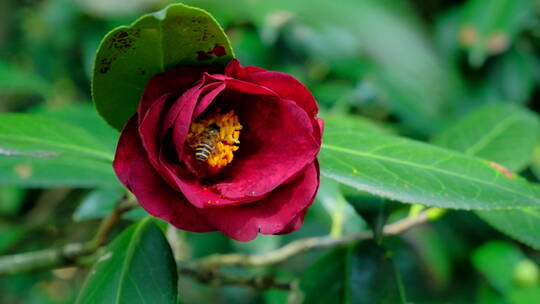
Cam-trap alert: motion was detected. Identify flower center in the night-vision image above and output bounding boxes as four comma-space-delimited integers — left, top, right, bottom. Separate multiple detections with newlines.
187, 110, 242, 168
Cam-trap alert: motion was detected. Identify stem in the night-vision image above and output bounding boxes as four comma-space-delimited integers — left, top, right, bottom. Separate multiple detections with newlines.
0, 210, 429, 289
91, 200, 138, 249
199, 211, 428, 268
178, 262, 292, 290
0, 197, 138, 275
0, 243, 91, 275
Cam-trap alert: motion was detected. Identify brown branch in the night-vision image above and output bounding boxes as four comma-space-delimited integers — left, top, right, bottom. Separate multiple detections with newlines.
198, 211, 429, 268
91, 200, 138, 249
0, 210, 428, 284
178, 212, 428, 290
0, 243, 91, 275
178, 262, 292, 290
0, 198, 138, 275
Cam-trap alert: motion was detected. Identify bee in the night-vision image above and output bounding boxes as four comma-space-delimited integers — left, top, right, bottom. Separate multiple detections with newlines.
192, 124, 220, 162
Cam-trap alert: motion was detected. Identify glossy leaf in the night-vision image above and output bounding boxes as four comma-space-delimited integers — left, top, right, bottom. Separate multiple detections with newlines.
77, 218, 178, 304
432, 103, 540, 249
433, 103, 539, 172
300, 240, 406, 304
0, 112, 116, 188
317, 177, 366, 236
347, 195, 399, 240
73, 187, 124, 221
349, 241, 406, 303
0, 59, 51, 97
344, 187, 393, 239
0, 156, 117, 188
320, 126, 540, 210
472, 240, 540, 304
472, 241, 524, 293
299, 246, 349, 304
407, 226, 452, 288
0, 225, 25, 254
30, 103, 119, 152
476, 284, 506, 304
480, 49, 537, 105
93, 3, 234, 130
477, 209, 540, 250
0, 113, 113, 162
73, 187, 148, 221
0, 186, 24, 217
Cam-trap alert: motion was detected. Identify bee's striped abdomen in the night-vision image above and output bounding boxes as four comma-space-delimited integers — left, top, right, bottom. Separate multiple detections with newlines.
195, 142, 214, 162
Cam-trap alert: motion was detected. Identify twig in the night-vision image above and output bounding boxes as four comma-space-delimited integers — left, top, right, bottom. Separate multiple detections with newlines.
0, 243, 91, 275
0, 210, 428, 280
179, 211, 428, 290
0, 198, 138, 275
178, 262, 292, 290
91, 200, 138, 249
198, 211, 429, 268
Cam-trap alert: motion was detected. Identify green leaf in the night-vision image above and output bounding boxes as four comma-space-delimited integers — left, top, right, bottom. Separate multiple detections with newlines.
0, 113, 117, 187
0, 224, 25, 254
0, 59, 51, 97
123, 207, 150, 221
316, 177, 366, 236
73, 187, 148, 221
433, 103, 539, 172
472, 241, 524, 293
406, 226, 452, 288
349, 241, 406, 304
77, 218, 178, 304
476, 283, 506, 304
0, 156, 117, 188
320, 126, 540, 210
93, 3, 234, 130
472, 240, 540, 304
509, 288, 540, 304
300, 240, 406, 304
73, 187, 124, 222
300, 246, 348, 304
344, 187, 393, 239
0, 186, 24, 217
320, 0, 465, 134
432, 103, 540, 249
478, 49, 537, 105
0, 113, 114, 162
459, 0, 535, 66
30, 103, 119, 152
477, 209, 540, 251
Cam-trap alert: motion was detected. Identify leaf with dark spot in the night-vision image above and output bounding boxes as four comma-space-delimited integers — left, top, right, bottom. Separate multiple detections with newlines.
92, 3, 234, 130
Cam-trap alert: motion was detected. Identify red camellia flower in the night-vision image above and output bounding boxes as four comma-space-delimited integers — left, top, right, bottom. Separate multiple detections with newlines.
113, 59, 323, 241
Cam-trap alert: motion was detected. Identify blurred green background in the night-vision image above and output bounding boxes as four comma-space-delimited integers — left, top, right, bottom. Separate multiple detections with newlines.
1, 0, 540, 303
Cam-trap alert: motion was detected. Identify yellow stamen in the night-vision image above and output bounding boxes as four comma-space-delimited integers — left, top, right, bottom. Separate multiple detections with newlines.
187, 110, 242, 168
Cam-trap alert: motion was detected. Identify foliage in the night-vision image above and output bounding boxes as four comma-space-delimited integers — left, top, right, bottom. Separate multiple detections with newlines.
1, 0, 540, 303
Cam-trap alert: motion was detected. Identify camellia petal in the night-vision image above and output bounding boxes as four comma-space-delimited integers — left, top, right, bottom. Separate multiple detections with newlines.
212, 95, 319, 199
127, 153, 215, 232
114, 117, 215, 232
138, 66, 221, 121
225, 59, 318, 116
198, 163, 319, 241
138, 93, 174, 172
113, 117, 141, 185
113, 59, 323, 241
172, 82, 226, 157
